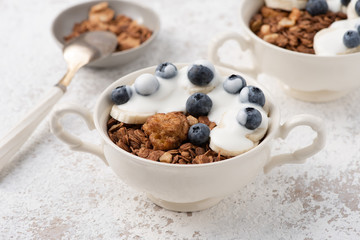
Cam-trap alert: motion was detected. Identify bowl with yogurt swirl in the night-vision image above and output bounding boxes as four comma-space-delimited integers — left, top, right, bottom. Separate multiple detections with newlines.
209, 0, 360, 102
50, 60, 325, 212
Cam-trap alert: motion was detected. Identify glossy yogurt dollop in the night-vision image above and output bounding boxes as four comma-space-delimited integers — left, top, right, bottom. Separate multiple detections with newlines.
314, 18, 360, 55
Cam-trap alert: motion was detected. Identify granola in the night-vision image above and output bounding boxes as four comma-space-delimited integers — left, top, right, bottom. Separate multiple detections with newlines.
250, 6, 347, 54
64, 2, 153, 51
107, 113, 230, 164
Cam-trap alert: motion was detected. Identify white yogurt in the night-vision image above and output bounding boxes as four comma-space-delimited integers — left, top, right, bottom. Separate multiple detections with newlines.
210, 105, 268, 155
207, 83, 239, 124
314, 28, 350, 55
330, 18, 360, 29
347, 0, 360, 19
112, 66, 223, 115
314, 19, 360, 55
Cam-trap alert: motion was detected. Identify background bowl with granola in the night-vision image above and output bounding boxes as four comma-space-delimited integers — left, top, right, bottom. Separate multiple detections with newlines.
50, 62, 325, 212
52, 1, 160, 67
209, 0, 360, 102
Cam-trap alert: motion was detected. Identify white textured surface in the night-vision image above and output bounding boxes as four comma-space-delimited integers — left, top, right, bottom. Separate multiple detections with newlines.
0, 0, 360, 239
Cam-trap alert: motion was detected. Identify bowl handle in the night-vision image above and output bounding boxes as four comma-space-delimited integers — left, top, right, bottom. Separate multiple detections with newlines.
50, 103, 108, 165
208, 32, 259, 79
264, 114, 326, 173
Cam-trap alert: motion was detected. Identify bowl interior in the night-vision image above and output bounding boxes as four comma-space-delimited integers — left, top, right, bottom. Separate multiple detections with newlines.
94, 63, 281, 168
52, 0, 160, 52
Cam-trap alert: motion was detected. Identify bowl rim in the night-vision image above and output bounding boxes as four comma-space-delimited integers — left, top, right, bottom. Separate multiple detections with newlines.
51, 0, 160, 57
94, 63, 281, 169
239, 0, 360, 59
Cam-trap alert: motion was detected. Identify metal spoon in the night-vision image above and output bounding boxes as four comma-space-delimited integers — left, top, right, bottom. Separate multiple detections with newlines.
0, 31, 117, 171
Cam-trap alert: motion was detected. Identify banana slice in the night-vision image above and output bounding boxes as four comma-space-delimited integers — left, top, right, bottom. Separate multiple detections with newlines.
186, 85, 216, 94
265, 0, 307, 11
110, 105, 154, 124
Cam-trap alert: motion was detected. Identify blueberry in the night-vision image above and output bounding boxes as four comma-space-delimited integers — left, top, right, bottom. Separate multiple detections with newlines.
155, 62, 178, 79
187, 60, 215, 86
341, 0, 351, 6
134, 73, 159, 96
343, 30, 360, 48
236, 107, 262, 130
186, 93, 213, 117
306, 0, 328, 16
188, 123, 210, 146
239, 86, 266, 107
356, 0, 360, 16
223, 74, 247, 94
111, 85, 132, 105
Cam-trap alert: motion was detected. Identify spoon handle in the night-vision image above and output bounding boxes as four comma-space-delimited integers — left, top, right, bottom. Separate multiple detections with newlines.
0, 86, 64, 171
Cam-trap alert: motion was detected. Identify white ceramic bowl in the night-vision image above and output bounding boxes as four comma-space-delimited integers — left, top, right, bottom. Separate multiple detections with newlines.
52, 1, 160, 68
209, 0, 360, 102
50, 63, 325, 212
